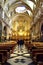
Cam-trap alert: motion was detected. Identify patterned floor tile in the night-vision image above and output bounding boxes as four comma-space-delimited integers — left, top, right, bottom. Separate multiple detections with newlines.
4, 45, 35, 65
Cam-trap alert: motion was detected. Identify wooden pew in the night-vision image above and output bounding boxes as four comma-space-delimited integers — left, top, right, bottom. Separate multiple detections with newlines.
37, 62, 43, 65
0, 50, 8, 64
25, 41, 33, 50
32, 42, 43, 49
0, 41, 16, 51
31, 49, 43, 64
37, 54, 43, 65
0, 53, 3, 63
0, 41, 17, 63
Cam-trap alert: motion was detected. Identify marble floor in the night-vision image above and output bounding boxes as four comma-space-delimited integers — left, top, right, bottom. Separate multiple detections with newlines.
3, 45, 35, 65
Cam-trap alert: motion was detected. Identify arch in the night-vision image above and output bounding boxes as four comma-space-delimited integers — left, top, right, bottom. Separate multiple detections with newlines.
26, 1, 36, 10
9, 1, 33, 13
29, 0, 36, 4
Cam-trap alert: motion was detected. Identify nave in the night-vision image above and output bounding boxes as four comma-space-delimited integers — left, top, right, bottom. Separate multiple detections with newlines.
0, 0, 43, 65
5, 44, 34, 65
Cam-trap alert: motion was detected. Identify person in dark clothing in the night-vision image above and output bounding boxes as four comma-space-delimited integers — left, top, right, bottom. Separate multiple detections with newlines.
19, 40, 24, 46
17, 40, 24, 52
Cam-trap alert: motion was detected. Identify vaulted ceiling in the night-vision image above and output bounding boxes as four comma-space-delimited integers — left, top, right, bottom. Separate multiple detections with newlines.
1, 0, 37, 19
0, 0, 42, 25
0, 0, 43, 36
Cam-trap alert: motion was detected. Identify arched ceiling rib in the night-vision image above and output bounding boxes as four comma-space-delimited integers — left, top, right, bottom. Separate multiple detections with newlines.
20, 0, 36, 12
9, 1, 33, 13
12, 13, 32, 21
0, 0, 38, 21
27, 1, 36, 10
20, 0, 33, 12
1, 0, 37, 18
29, 0, 36, 4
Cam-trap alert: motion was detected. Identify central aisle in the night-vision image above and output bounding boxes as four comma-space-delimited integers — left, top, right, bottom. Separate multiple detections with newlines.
5, 45, 35, 65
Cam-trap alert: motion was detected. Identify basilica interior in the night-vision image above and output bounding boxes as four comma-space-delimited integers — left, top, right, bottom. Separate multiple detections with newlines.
0, 0, 43, 65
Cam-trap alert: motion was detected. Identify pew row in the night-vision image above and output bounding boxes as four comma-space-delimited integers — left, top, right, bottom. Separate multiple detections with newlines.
25, 41, 33, 50
25, 41, 43, 65
0, 41, 17, 64
37, 62, 43, 65
31, 49, 43, 65
32, 42, 43, 49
